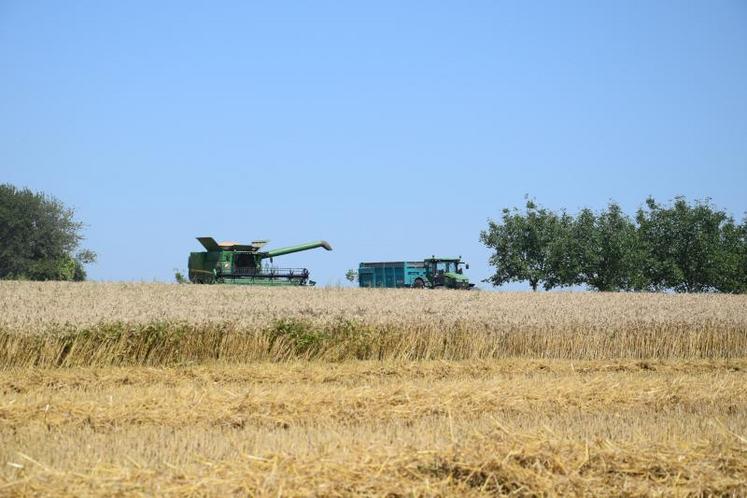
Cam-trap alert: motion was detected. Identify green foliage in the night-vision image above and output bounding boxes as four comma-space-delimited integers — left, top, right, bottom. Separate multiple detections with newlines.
345, 268, 358, 283
480, 199, 566, 291
269, 319, 330, 354
717, 218, 747, 294
636, 197, 742, 293
543, 211, 580, 290
575, 203, 647, 291
174, 268, 187, 284
268, 318, 373, 359
0, 184, 96, 281
482, 196, 745, 293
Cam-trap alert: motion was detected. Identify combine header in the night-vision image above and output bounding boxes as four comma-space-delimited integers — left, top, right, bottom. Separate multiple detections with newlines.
188, 237, 332, 285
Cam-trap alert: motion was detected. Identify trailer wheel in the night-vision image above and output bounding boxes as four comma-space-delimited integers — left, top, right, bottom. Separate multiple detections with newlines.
413, 278, 425, 288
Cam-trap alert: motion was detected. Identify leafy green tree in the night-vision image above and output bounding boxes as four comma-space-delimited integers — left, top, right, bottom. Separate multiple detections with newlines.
483, 196, 744, 294
480, 199, 566, 291
0, 184, 96, 281
574, 203, 647, 291
715, 216, 747, 293
173, 268, 187, 284
636, 197, 738, 292
344, 269, 358, 283
543, 211, 581, 289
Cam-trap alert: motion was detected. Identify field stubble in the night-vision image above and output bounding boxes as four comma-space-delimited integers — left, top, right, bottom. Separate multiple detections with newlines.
1, 360, 746, 496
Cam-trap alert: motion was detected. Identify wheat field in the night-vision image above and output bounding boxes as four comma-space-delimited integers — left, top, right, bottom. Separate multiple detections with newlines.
1, 282, 746, 367
1, 282, 746, 496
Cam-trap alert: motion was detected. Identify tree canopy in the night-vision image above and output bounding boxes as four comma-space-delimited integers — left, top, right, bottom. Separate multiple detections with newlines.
479, 200, 563, 291
0, 184, 96, 281
481, 197, 745, 293
636, 197, 744, 293
573, 203, 647, 292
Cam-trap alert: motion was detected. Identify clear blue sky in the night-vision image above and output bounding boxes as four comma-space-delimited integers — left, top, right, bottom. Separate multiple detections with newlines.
1, 1, 745, 287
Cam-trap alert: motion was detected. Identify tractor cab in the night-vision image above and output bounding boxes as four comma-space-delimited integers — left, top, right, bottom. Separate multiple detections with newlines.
424, 257, 473, 289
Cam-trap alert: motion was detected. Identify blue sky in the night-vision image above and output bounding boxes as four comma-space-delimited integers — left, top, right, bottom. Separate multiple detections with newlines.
1, 1, 745, 288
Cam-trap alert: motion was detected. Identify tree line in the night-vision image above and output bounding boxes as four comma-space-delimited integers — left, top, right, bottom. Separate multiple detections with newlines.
481, 197, 746, 293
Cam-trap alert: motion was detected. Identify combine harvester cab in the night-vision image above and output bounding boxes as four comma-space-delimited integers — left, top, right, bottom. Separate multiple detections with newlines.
188, 237, 332, 286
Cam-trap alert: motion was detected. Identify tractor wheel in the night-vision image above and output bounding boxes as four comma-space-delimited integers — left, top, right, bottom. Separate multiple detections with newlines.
413, 278, 425, 288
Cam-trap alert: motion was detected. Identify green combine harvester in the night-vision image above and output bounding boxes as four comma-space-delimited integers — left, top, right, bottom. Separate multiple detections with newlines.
188, 237, 332, 285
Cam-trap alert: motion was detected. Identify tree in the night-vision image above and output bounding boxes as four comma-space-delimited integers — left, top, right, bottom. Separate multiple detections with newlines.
575, 203, 647, 291
174, 268, 187, 284
636, 197, 737, 292
0, 184, 96, 281
543, 210, 581, 289
482, 196, 744, 294
480, 199, 566, 291
714, 216, 747, 293
345, 269, 358, 283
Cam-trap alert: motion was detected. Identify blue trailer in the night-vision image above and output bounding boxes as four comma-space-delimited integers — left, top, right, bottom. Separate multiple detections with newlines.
358, 261, 426, 288
358, 258, 474, 289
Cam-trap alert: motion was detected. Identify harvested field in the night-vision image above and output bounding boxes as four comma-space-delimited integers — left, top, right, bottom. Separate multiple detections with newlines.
1, 360, 746, 496
0, 282, 746, 496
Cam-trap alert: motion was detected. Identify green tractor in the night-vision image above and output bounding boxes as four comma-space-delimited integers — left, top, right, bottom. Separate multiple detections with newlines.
420, 257, 475, 289
188, 237, 332, 285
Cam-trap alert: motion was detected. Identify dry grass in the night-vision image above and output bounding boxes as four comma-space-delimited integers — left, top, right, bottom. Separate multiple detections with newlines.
1, 282, 745, 367
1, 360, 746, 496
1, 282, 745, 495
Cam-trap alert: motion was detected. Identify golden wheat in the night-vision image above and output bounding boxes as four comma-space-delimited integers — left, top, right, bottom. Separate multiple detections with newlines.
0, 282, 745, 367
2, 282, 745, 333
